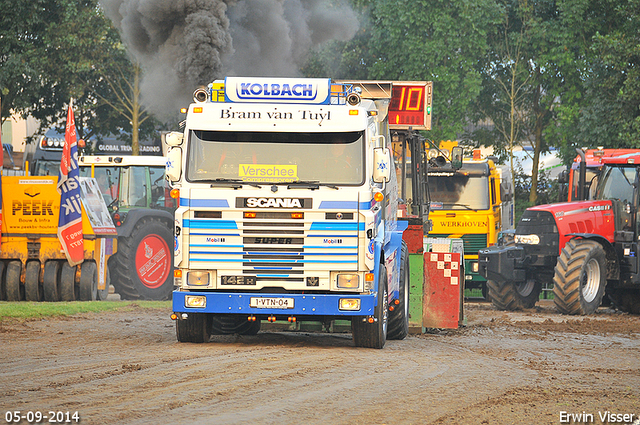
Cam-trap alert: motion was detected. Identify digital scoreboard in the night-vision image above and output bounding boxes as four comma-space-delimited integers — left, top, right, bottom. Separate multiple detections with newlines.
389, 81, 433, 130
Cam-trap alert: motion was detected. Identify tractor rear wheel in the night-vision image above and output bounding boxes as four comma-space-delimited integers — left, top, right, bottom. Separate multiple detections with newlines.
111, 217, 173, 300
553, 239, 606, 315
387, 242, 409, 340
176, 313, 211, 343
487, 278, 541, 310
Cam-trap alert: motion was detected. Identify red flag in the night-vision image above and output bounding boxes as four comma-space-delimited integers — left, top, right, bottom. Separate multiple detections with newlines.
57, 100, 84, 266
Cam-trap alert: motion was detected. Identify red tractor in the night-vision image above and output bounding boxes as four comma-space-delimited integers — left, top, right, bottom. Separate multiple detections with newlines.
479, 148, 640, 315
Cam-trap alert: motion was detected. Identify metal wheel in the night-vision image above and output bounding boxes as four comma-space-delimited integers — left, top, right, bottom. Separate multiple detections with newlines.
6, 261, 23, 301
24, 261, 42, 301
79, 261, 98, 301
59, 262, 77, 301
43, 261, 61, 301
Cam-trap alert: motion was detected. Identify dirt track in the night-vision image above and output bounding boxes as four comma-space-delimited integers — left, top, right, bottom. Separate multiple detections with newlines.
1, 300, 639, 425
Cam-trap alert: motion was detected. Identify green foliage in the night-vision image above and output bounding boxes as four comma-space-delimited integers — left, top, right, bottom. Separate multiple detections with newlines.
577, 0, 640, 147
0, 0, 163, 149
364, 0, 503, 140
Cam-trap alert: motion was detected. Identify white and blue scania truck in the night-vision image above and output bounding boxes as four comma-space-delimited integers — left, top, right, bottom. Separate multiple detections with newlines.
164, 77, 410, 348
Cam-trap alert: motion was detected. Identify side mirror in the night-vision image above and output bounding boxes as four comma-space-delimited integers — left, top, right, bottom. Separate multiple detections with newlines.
373, 147, 391, 183
164, 131, 184, 147
557, 169, 568, 184
166, 148, 182, 182
451, 146, 463, 170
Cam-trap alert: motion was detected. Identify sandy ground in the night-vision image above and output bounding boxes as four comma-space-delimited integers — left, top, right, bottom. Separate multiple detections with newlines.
0, 300, 638, 425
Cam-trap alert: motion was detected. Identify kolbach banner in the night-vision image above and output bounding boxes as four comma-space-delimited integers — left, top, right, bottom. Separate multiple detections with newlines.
57, 101, 84, 266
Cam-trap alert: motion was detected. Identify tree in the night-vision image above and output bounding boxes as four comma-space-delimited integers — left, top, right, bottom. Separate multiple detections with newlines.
473, 0, 604, 204
0, 0, 162, 153
363, 0, 503, 141
577, 0, 640, 147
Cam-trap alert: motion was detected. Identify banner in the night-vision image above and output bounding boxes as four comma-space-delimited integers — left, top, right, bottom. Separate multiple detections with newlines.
57, 100, 84, 266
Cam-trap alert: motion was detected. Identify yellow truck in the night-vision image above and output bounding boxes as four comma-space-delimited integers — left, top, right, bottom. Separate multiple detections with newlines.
426, 147, 513, 297
1, 175, 116, 301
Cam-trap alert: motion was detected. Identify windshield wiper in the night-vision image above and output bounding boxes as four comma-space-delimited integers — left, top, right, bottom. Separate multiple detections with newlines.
445, 203, 476, 211
287, 180, 338, 190
200, 178, 261, 188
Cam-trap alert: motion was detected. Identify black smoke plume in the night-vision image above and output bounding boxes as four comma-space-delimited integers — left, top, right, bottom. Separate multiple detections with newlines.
99, 0, 359, 120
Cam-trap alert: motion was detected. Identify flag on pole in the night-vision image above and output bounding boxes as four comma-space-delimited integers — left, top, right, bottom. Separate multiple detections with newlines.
57, 100, 84, 266
0, 95, 3, 248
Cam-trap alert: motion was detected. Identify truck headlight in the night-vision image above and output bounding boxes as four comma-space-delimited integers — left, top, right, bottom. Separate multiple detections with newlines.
514, 234, 540, 245
339, 298, 361, 311
337, 274, 360, 289
185, 295, 206, 308
188, 271, 210, 286
471, 262, 479, 273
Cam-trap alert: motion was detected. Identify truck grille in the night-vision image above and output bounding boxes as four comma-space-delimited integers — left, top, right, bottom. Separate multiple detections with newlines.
186, 213, 359, 285
428, 233, 488, 254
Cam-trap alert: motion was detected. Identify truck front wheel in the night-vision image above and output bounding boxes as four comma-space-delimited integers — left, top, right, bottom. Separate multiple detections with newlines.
387, 242, 409, 340
487, 278, 541, 310
176, 313, 211, 343
352, 265, 388, 349
553, 239, 606, 315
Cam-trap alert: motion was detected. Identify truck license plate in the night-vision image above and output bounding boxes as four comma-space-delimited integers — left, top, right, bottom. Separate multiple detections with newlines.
249, 297, 294, 309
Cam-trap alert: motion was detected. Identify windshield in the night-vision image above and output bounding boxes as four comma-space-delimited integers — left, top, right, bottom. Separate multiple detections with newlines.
33, 160, 61, 176
428, 174, 490, 210
79, 166, 120, 206
186, 130, 364, 185
595, 166, 636, 203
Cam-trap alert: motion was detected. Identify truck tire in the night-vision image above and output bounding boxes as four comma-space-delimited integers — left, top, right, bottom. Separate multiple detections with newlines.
387, 242, 409, 340
59, 263, 76, 302
79, 261, 98, 301
176, 313, 211, 343
24, 260, 42, 301
6, 261, 23, 301
352, 265, 388, 349
487, 279, 541, 310
608, 288, 640, 314
210, 315, 261, 335
553, 238, 606, 315
112, 217, 173, 300
43, 261, 61, 301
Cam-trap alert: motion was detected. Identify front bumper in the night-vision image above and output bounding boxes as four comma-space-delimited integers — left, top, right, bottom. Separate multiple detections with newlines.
478, 245, 527, 285
172, 291, 376, 316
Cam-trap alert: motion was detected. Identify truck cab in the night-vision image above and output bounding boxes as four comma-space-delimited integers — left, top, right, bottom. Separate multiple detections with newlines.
166, 78, 410, 348
426, 149, 513, 296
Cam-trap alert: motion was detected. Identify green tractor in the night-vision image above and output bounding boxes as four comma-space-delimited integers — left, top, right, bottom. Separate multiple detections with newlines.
79, 155, 176, 300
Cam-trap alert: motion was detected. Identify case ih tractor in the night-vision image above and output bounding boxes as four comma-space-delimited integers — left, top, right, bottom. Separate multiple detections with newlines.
479, 149, 640, 315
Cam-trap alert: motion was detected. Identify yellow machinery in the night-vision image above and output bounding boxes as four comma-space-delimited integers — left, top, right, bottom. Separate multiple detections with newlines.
1, 175, 116, 301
